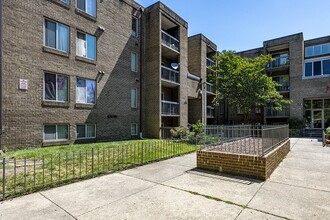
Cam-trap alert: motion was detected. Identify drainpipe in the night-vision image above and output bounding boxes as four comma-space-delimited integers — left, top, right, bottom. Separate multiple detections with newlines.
0, 0, 3, 148
139, 7, 144, 138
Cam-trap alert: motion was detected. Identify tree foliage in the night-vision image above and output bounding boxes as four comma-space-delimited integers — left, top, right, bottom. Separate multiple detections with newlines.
212, 50, 291, 122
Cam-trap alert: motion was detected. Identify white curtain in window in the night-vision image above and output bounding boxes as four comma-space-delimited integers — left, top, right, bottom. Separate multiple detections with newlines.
86, 125, 95, 137
76, 79, 86, 103
57, 24, 69, 52
77, 33, 86, 57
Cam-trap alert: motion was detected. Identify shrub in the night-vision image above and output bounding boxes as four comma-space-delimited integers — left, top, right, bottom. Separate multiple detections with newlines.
170, 127, 191, 140
288, 117, 304, 129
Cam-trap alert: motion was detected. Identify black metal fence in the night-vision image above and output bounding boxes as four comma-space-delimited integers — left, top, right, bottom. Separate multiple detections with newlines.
0, 140, 198, 201
202, 125, 289, 156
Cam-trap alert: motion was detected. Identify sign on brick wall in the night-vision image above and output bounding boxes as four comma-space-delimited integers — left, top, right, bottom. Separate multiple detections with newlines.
19, 79, 28, 90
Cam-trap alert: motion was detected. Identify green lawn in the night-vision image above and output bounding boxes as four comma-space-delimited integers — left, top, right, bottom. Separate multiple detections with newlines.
1, 139, 160, 159
0, 139, 199, 200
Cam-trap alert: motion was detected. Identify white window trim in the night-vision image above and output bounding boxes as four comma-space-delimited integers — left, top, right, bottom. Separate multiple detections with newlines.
76, 124, 96, 140
131, 88, 138, 108
131, 52, 138, 72
76, 78, 96, 105
132, 16, 138, 38
131, 123, 138, 136
76, 0, 96, 17
43, 124, 69, 142
303, 56, 330, 79
76, 31, 96, 61
43, 18, 69, 53
43, 72, 69, 103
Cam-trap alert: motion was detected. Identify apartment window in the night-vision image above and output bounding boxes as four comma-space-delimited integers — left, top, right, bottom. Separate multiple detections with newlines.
131, 123, 138, 135
255, 107, 261, 114
76, 32, 96, 60
131, 88, 137, 108
304, 57, 330, 78
76, 124, 96, 139
305, 43, 330, 57
237, 106, 242, 114
131, 52, 138, 72
61, 0, 69, 4
44, 124, 69, 141
44, 19, 69, 52
76, 78, 96, 104
44, 73, 68, 102
77, 0, 96, 17
132, 17, 138, 37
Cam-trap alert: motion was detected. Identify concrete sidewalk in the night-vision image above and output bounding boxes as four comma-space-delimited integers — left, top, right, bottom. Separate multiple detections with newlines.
1, 138, 330, 219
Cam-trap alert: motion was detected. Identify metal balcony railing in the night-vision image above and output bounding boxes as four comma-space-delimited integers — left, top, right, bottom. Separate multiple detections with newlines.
161, 66, 179, 83
206, 57, 215, 67
276, 84, 290, 92
267, 55, 289, 68
162, 101, 179, 116
207, 106, 215, 118
265, 107, 290, 118
161, 31, 179, 52
206, 82, 215, 93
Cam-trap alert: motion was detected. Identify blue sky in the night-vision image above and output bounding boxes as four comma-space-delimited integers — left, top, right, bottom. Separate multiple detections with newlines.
135, 0, 330, 52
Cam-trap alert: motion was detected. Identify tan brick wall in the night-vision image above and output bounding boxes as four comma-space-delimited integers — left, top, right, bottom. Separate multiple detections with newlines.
197, 139, 290, 180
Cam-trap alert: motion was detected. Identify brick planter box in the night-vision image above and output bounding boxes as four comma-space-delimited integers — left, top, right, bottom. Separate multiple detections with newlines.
197, 139, 290, 180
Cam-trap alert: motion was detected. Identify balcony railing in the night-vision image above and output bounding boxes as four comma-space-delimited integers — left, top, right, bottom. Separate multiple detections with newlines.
276, 84, 290, 92
162, 101, 179, 116
206, 82, 215, 93
161, 30, 179, 52
161, 66, 179, 83
207, 106, 215, 118
265, 107, 289, 118
206, 57, 215, 67
267, 55, 289, 69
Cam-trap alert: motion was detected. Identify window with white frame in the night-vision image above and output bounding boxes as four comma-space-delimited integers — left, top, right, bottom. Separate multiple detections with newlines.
76, 78, 96, 104
76, 0, 96, 17
131, 52, 138, 72
44, 19, 69, 52
76, 31, 96, 60
131, 88, 137, 108
131, 123, 138, 135
44, 73, 69, 102
76, 124, 96, 139
132, 16, 138, 37
44, 124, 69, 141
304, 57, 330, 78
305, 43, 330, 58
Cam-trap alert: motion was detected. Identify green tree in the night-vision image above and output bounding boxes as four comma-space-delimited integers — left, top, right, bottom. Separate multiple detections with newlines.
212, 50, 291, 123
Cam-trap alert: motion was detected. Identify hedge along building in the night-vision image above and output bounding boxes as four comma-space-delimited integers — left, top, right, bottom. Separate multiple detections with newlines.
232, 33, 330, 136
0, 0, 220, 149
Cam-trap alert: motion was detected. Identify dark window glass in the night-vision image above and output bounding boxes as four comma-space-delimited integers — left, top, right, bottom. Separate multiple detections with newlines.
44, 73, 56, 100
323, 59, 330, 75
44, 125, 56, 140
77, 125, 86, 139
312, 100, 323, 109
45, 20, 56, 48
77, 0, 86, 11
305, 62, 312, 77
304, 100, 311, 109
314, 61, 321, 76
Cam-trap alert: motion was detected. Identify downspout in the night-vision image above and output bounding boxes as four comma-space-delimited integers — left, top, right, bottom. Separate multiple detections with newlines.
139, 7, 144, 138
0, 0, 3, 149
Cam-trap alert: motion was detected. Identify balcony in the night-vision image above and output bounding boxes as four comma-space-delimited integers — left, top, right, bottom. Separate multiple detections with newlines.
276, 84, 290, 92
206, 57, 215, 67
266, 55, 289, 69
162, 101, 179, 116
161, 30, 179, 52
161, 66, 179, 85
265, 107, 289, 118
206, 82, 215, 94
207, 106, 215, 118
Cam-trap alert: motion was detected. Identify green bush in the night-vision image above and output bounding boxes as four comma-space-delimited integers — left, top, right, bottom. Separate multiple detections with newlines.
170, 127, 191, 140
288, 117, 304, 129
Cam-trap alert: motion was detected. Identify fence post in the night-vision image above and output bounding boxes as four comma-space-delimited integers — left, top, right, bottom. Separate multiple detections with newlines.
2, 158, 5, 200
92, 149, 94, 178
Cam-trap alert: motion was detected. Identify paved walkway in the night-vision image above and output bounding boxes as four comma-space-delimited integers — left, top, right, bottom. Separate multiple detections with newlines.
1, 138, 330, 219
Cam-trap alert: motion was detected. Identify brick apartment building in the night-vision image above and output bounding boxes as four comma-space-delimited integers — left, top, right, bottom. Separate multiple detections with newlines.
0, 0, 219, 149
230, 33, 330, 136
